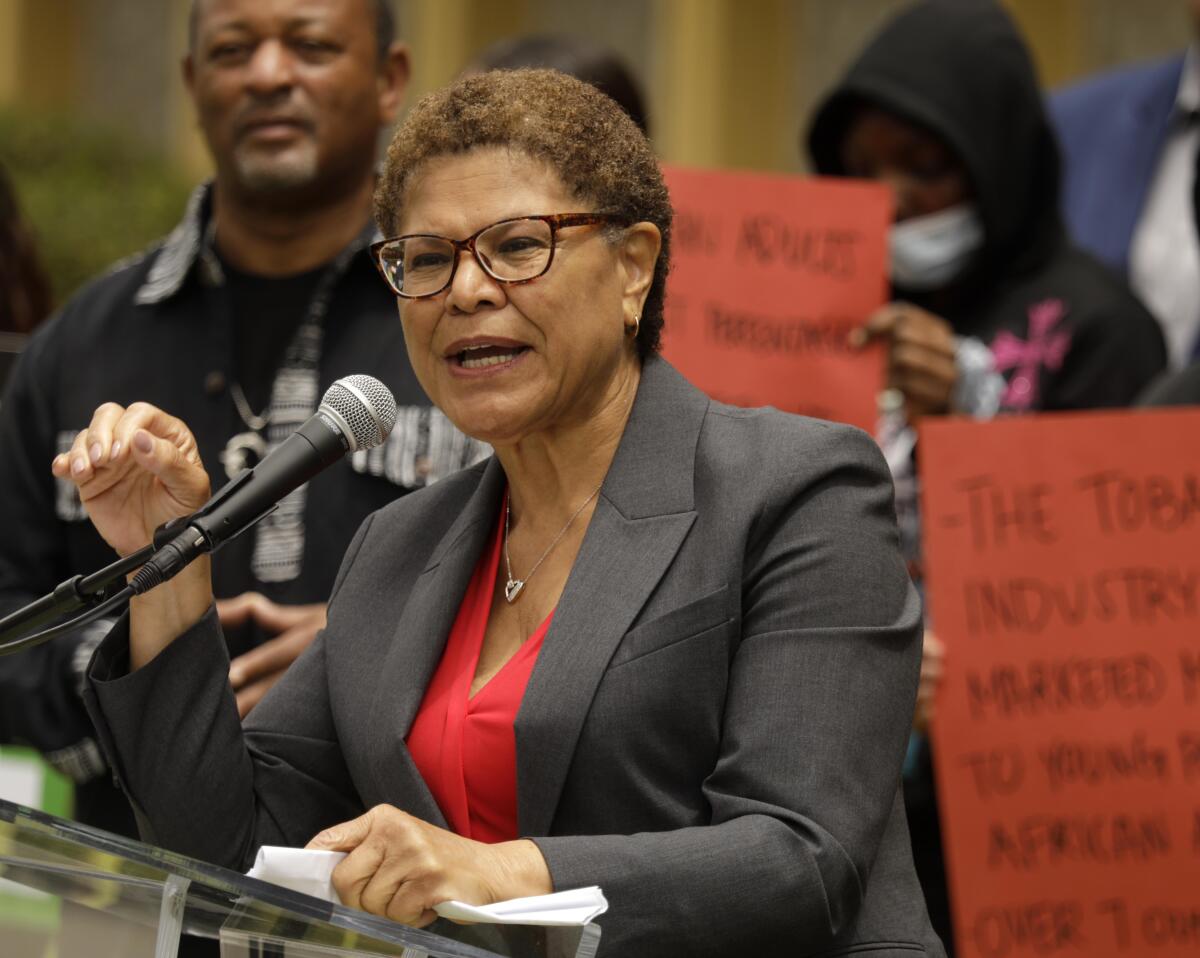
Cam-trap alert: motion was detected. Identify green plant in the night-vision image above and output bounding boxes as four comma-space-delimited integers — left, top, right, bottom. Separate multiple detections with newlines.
0, 109, 192, 307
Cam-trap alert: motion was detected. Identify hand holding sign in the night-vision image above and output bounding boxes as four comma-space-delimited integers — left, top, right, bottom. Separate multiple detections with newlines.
854, 301, 958, 422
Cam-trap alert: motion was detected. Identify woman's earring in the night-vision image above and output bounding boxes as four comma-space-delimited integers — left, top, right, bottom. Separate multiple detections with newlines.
626, 313, 641, 338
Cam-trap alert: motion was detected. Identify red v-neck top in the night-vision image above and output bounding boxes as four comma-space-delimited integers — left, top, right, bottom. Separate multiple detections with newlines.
405, 497, 554, 843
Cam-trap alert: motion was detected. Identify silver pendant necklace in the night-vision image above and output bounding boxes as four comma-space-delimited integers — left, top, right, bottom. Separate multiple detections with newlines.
503, 484, 602, 603
220, 382, 270, 480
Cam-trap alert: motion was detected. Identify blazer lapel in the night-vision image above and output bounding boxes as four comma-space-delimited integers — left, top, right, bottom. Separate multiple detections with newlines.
514, 359, 709, 837
367, 459, 506, 826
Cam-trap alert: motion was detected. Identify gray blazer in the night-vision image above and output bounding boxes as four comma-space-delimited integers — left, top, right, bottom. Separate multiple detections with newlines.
86, 358, 942, 958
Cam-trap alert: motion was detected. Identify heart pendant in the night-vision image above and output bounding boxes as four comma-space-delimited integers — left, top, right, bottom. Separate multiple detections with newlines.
504, 578, 525, 603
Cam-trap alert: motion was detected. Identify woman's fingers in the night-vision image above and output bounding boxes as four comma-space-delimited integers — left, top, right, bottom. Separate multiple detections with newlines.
307, 807, 378, 852
54, 402, 198, 484
331, 840, 387, 912
89, 403, 209, 511
84, 402, 130, 467
113, 403, 201, 465
49, 401, 212, 558
307, 807, 549, 926
128, 428, 206, 506
310, 807, 473, 925
54, 403, 128, 487
385, 889, 439, 927
359, 856, 425, 920
352, 831, 442, 926
309, 807, 387, 914
52, 432, 87, 481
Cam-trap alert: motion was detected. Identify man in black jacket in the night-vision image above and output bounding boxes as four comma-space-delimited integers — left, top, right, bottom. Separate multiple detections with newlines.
0, 0, 487, 835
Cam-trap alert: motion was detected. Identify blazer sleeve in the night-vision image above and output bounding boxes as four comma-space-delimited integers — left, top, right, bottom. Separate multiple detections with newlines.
531, 424, 923, 957
82, 514, 377, 870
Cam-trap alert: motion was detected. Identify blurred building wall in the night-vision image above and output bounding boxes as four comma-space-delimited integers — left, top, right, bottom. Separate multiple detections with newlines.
0, 0, 1191, 181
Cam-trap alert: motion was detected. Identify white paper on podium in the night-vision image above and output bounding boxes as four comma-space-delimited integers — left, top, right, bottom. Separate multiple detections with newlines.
246, 846, 607, 926
434, 886, 608, 926
246, 846, 347, 904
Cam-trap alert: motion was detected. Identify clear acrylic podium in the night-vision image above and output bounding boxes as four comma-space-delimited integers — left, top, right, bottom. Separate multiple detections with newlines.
0, 798, 600, 958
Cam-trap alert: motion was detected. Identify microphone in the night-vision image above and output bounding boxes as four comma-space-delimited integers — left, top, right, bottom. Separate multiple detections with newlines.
130, 375, 398, 595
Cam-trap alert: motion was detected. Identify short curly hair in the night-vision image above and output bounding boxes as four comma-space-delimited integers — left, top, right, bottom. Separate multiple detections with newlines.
375, 68, 672, 359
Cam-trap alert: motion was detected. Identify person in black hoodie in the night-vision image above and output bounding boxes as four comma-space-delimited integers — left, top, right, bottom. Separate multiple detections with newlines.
806, 1, 1168, 953
809, 0, 1165, 423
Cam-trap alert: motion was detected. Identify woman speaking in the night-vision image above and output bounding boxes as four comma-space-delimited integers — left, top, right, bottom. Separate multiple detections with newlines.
62, 70, 940, 957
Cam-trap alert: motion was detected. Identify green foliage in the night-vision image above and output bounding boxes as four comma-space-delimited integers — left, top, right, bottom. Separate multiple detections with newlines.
0, 109, 193, 307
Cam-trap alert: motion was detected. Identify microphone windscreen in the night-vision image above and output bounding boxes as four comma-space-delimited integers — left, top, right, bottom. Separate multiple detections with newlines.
320, 375, 398, 451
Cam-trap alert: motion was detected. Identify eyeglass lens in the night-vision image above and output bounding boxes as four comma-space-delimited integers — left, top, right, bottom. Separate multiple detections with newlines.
379, 218, 554, 296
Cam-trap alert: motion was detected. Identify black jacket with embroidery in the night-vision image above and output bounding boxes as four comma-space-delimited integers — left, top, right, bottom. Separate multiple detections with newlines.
0, 186, 488, 833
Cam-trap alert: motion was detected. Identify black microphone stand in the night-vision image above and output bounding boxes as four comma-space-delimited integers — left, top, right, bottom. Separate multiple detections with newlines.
0, 516, 193, 657
0, 423, 301, 657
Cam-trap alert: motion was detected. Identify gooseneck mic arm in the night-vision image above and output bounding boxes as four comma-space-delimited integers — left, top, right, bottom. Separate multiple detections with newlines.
0, 517, 216, 657
0, 544, 152, 653
0, 375, 398, 657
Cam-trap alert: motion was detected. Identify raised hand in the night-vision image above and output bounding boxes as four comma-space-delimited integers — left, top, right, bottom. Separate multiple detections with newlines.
51, 402, 211, 558
52, 401, 214, 669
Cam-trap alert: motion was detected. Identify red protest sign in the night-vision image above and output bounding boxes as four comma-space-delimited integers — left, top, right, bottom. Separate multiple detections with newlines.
661, 166, 890, 431
921, 409, 1200, 958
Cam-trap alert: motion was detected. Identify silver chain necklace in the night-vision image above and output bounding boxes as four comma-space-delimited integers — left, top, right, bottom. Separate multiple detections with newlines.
229, 380, 269, 432
504, 484, 602, 603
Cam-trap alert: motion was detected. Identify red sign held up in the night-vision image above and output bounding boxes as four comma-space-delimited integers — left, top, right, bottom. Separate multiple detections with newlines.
921, 409, 1200, 958
661, 166, 890, 430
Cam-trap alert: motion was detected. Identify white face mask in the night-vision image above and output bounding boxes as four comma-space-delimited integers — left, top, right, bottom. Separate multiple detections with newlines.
888, 203, 984, 291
